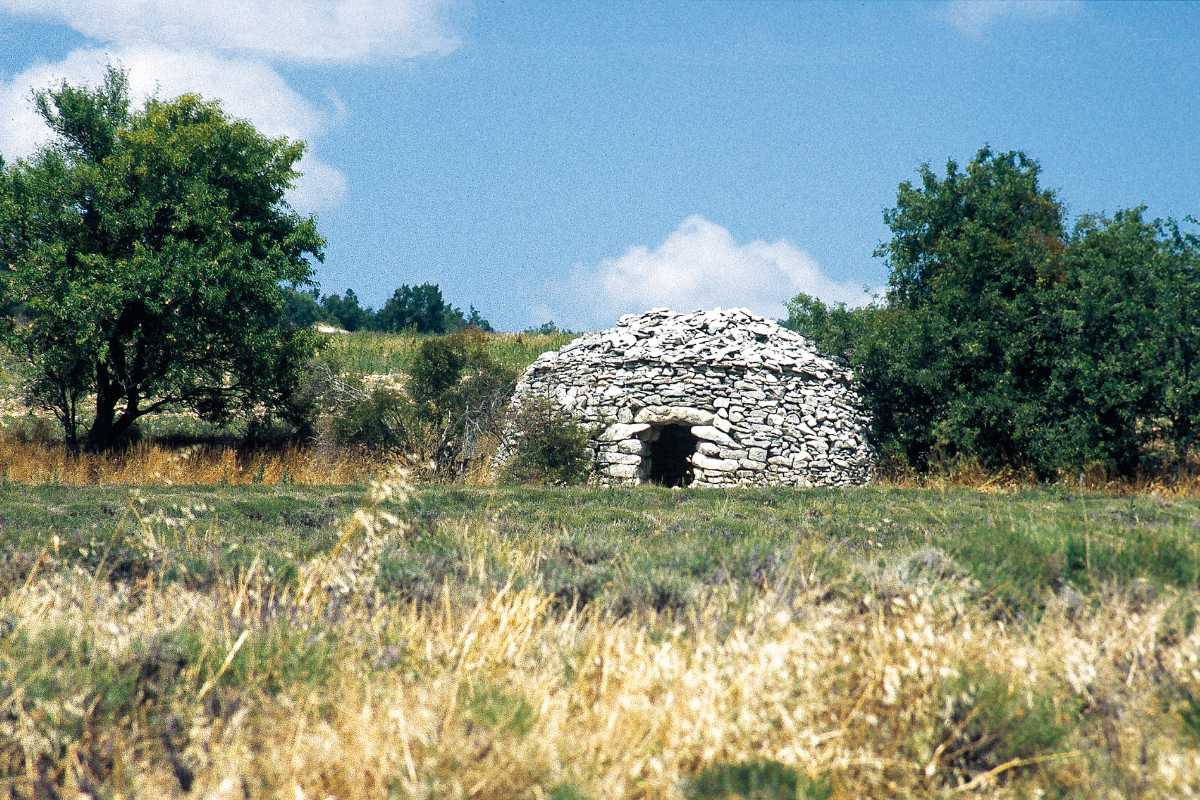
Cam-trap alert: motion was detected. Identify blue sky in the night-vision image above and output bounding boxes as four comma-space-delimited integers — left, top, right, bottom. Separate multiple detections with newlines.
1, 1, 1197, 331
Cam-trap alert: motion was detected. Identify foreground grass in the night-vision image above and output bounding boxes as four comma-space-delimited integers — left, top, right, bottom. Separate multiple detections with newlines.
4, 479, 1200, 797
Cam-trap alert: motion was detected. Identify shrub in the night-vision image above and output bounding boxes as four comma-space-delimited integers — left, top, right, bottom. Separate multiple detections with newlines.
327, 384, 415, 452
318, 330, 518, 479
410, 329, 519, 479
501, 395, 593, 485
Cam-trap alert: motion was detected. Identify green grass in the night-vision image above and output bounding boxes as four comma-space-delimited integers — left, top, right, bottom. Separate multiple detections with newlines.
4, 483, 1198, 619
0, 484, 365, 592
315, 329, 578, 379
5, 480, 1200, 798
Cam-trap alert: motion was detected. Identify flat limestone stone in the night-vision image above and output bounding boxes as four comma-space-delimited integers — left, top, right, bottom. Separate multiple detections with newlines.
634, 405, 715, 426
691, 425, 738, 448
598, 422, 651, 442
602, 463, 639, 478
689, 452, 739, 472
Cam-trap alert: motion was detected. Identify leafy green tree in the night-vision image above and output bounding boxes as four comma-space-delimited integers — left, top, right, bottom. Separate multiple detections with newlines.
0, 155, 26, 319
1039, 209, 1200, 472
523, 321, 562, 336
281, 285, 335, 328
465, 305, 493, 332
320, 288, 374, 332
372, 282, 490, 334
846, 147, 1200, 477
866, 147, 1067, 470
374, 283, 454, 333
0, 67, 324, 451
782, 293, 873, 362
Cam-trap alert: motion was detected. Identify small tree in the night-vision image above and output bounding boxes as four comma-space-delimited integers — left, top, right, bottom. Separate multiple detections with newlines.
0, 67, 324, 451
866, 147, 1067, 471
375, 283, 454, 333
501, 395, 593, 485
321, 288, 374, 332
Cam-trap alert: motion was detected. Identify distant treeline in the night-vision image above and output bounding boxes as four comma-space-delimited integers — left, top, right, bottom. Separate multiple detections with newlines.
282, 282, 494, 334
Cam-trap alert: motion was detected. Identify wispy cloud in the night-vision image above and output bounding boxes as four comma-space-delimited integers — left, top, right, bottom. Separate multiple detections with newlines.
0, 0, 462, 61
566, 215, 871, 330
941, 1, 1083, 38
0, 1, 463, 211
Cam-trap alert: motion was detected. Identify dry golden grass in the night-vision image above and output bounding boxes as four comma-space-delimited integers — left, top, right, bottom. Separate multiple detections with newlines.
875, 456, 1200, 498
5, 477, 1200, 799
0, 436, 390, 486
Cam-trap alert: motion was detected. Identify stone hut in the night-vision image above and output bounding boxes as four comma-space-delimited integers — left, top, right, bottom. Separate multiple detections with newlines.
500, 307, 875, 488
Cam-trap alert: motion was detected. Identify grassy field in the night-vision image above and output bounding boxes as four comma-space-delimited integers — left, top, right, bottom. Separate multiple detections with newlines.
317, 329, 577, 380
4, 478, 1200, 798
4, 331, 1200, 797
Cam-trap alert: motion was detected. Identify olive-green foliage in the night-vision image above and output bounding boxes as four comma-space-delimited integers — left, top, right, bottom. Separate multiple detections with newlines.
501, 395, 594, 485
1043, 210, 1200, 472
783, 293, 871, 364
320, 288, 374, 332
411, 329, 519, 474
867, 147, 1067, 473
788, 147, 1200, 478
409, 336, 469, 414
324, 329, 518, 476
373, 282, 492, 334
687, 761, 831, 800
327, 384, 413, 451
0, 67, 324, 453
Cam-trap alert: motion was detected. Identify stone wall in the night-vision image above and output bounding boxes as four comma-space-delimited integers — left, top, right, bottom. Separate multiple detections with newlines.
499, 307, 876, 487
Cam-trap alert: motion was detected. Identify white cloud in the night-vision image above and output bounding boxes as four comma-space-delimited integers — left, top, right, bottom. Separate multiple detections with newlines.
569, 215, 870, 329
942, 1, 1083, 38
289, 155, 350, 215
0, 44, 345, 210
0, 1, 463, 211
0, 0, 462, 62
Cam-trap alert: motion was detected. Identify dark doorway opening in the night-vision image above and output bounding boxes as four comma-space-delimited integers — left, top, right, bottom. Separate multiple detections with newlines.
646, 424, 698, 487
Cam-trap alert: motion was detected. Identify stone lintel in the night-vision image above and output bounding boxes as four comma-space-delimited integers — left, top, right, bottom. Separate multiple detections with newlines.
634, 405, 715, 426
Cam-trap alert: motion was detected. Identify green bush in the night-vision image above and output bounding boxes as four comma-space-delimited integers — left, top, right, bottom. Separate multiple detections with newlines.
319, 329, 518, 475
411, 329, 519, 477
408, 336, 469, 414
327, 384, 415, 451
791, 147, 1200, 479
501, 395, 593, 485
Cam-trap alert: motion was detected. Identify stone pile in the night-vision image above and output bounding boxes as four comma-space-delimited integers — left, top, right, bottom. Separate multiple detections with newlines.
499, 307, 876, 488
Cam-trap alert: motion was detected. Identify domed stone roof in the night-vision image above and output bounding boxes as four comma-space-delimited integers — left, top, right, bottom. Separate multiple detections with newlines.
501, 307, 876, 487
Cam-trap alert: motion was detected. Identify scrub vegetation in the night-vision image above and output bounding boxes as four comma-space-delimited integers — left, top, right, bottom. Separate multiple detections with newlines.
4, 477, 1200, 798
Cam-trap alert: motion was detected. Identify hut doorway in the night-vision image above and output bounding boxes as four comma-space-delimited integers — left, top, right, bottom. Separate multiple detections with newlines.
646, 424, 698, 487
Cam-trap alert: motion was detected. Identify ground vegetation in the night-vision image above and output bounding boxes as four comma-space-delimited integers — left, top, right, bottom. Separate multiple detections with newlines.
3, 479, 1200, 798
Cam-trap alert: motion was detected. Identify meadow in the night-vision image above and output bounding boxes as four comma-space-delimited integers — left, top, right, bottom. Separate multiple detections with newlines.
3, 332, 1200, 798
4, 477, 1200, 799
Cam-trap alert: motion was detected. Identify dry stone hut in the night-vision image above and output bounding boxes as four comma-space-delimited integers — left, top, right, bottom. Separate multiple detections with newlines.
501, 307, 876, 487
